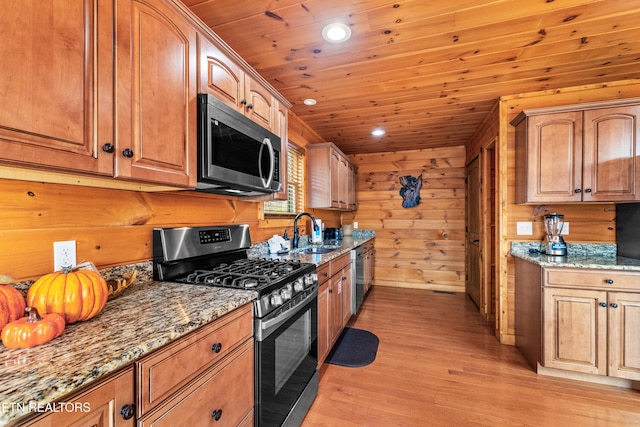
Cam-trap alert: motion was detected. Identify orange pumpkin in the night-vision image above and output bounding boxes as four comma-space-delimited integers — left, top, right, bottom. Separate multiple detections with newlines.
27, 269, 108, 324
0, 284, 26, 331
1, 307, 65, 348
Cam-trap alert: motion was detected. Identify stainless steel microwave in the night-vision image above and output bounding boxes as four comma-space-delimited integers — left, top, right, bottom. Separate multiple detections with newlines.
196, 94, 281, 196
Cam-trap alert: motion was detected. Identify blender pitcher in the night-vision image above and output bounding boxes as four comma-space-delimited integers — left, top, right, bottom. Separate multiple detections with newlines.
543, 213, 567, 256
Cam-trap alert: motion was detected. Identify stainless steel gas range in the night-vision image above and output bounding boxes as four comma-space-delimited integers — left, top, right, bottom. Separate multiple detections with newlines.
153, 224, 318, 427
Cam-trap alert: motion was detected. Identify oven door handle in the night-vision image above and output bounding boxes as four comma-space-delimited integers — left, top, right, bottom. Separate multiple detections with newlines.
256, 288, 317, 341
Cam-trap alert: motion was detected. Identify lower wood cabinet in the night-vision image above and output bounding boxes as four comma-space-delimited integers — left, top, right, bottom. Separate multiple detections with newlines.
20, 367, 135, 427
317, 253, 352, 368
137, 340, 254, 427
515, 259, 640, 383
136, 304, 254, 424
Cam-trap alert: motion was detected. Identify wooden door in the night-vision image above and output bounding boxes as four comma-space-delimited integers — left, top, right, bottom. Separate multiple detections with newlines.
198, 34, 245, 112
525, 112, 583, 202
608, 292, 640, 380
115, 0, 196, 187
0, 0, 114, 175
465, 156, 481, 308
542, 287, 607, 375
583, 106, 640, 202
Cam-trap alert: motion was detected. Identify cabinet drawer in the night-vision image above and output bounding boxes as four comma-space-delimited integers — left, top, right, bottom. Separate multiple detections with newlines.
317, 262, 331, 285
545, 269, 640, 291
139, 339, 254, 427
137, 304, 253, 416
332, 252, 351, 272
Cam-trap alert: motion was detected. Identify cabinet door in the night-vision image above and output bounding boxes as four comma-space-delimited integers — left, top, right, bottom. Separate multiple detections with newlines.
115, 0, 196, 187
330, 151, 341, 208
524, 112, 583, 203
317, 282, 330, 367
198, 35, 245, 113
23, 367, 135, 427
244, 77, 275, 131
330, 276, 343, 345
543, 287, 607, 375
341, 265, 353, 327
608, 292, 640, 380
583, 106, 640, 202
347, 163, 358, 210
0, 0, 114, 176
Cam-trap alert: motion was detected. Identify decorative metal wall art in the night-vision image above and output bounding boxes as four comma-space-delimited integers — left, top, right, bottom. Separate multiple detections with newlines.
399, 175, 422, 208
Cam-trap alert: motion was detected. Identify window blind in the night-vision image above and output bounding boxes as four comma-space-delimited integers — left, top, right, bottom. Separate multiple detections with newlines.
264, 144, 304, 214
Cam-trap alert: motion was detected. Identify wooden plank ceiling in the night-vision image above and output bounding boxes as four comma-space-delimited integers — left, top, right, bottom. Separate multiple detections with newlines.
183, 0, 640, 155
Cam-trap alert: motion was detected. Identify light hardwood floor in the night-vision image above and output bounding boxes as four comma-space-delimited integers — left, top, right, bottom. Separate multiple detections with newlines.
301, 286, 640, 426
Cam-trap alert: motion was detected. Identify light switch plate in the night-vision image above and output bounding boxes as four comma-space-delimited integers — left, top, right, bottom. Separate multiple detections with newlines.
562, 222, 569, 235
516, 221, 533, 235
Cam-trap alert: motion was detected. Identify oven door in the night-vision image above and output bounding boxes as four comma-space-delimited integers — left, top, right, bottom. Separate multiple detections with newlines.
255, 289, 318, 427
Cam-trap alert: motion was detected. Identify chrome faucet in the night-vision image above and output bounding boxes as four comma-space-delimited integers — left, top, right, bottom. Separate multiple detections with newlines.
292, 212, 319, 249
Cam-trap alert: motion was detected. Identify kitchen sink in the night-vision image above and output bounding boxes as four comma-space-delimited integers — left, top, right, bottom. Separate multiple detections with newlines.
296, 246, 339, 254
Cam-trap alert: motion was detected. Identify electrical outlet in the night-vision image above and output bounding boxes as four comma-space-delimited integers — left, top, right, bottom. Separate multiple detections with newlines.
54, 240, 77, 271
353, 221, 359, 229
516, 221, 533, 235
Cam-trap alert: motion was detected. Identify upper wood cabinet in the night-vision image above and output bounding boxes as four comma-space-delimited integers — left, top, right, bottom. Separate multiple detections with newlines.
307, 142, 357, 211
0, 0, 115, 176
115, 0, 197, 188
198, 36, 276, 132
0, 0, 196, 188
512, 100, 640, 203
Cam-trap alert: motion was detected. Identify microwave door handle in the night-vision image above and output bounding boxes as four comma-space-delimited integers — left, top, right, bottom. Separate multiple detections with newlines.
259, 137, 275, 188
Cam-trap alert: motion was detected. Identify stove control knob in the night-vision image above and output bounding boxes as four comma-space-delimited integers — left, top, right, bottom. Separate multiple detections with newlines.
270, 291, 283, 307
293, 278, 305, 293
280, 284, 293, 301
305, 273, 317, 286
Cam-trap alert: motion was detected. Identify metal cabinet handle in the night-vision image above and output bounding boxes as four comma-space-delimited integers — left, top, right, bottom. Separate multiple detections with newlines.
585, 188, 592, 193
211, 342, 222, 353
247, 103, 253, 110
122, 148, 134, 158
610, 303, 619, 308
102, 143, 115, 153
120, 403, 136, 420
574, 188, 582, 193
599, 302, 607, 308
240, 99, 247, 105
211, 408, 223, 421
605, 279, 614, 284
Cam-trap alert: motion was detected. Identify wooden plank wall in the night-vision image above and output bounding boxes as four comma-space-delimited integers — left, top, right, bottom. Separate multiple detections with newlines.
349, 146, 467, 292
0, 112, 340, 281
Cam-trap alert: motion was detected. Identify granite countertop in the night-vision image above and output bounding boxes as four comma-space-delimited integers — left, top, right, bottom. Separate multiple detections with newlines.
0, 231, 376, 426
510, 241, 640, 271
0, 265, 257, 426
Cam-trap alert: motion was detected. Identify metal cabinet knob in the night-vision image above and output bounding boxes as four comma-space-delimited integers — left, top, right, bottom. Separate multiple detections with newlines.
585, 188, 592, 193
599, 302, 607, 308
211, 409, 223, 421
102, 143, 115, 153
605, 279, 614, 284
610, 303, 619, 308
211, 342, 222, 353
120, 403, 136, 420
574, 189, 582, 193
122, 148, 134, 158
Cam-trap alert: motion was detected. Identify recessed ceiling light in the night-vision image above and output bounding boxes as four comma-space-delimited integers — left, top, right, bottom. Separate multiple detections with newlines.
371, 128, 386, 137
322, 23, 352, 43
303, 98, 317, 106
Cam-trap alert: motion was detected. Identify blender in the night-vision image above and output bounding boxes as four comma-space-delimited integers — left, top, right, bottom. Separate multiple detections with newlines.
543, 213, 567, 256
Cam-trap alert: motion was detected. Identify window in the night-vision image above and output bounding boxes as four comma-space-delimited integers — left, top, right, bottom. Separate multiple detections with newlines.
264, 144, 305, 214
